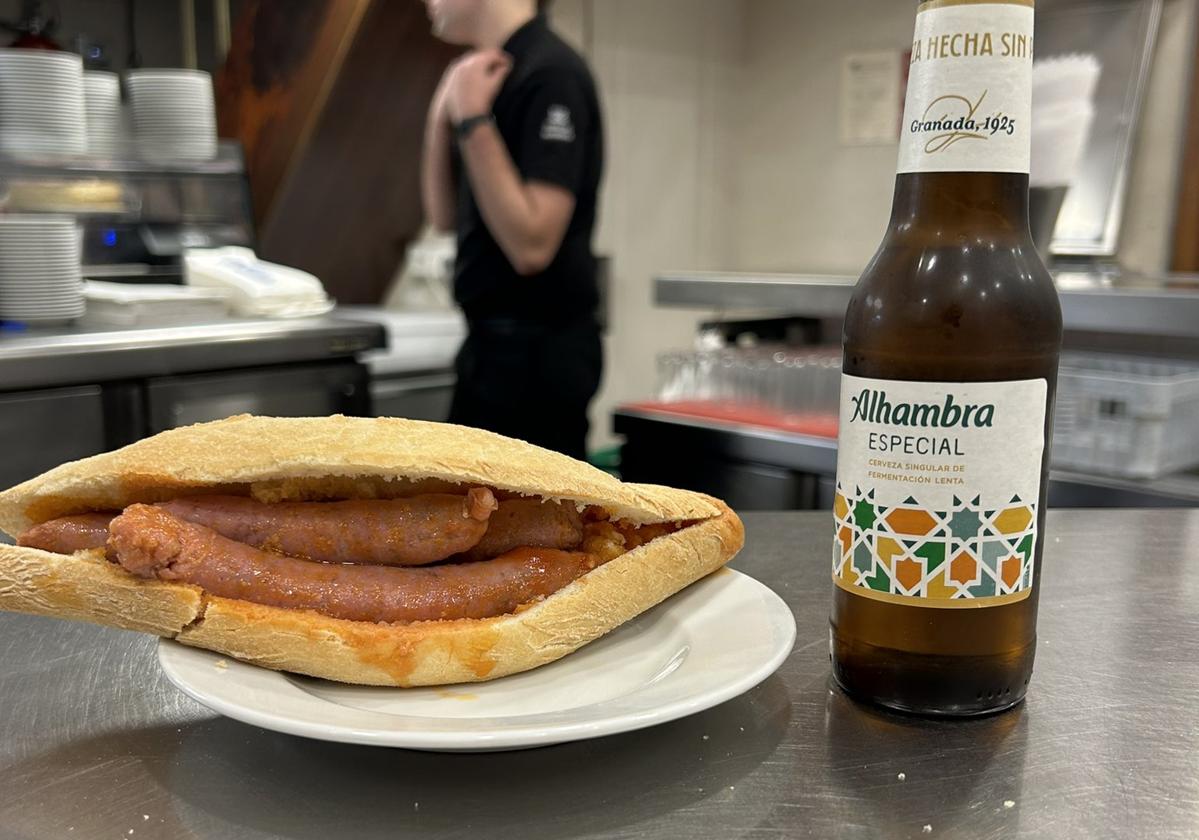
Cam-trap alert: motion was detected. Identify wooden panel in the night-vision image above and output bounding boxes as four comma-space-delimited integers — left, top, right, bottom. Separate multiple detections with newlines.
257, 1, 459, 304
215, 0, 374, 229
1172, 23, 1199, 272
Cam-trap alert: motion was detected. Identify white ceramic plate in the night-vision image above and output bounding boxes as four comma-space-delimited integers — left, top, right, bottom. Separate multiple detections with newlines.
135, 128, 216, 135
0, 291, 85, 299
0, 303, 85, 311
0, 293, 83, 303
158, 568, 796, 752
0, 278, 83, 286
0, 74, 82, 86
0, 258, 81, 266
133, 119, 216, 125
0, 89, 83, 99
0, 251, 81, 257
133, 125, 217, 133
0, 282, 83, 288
0, 294, 83, 300
0, 310, 86, 318
0, 120, 83, 130
127, 69, 211, 80
0, 238, 81, 245
0, 296, 84, 305
0, 265, 81, 271
130, 105, 214, 114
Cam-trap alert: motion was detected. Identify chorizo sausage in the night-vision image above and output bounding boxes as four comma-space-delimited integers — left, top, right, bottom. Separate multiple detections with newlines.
461, 498, 583, 562
17, 513, 116, 557
156, 488, 498, 566
108, 504, 603, 623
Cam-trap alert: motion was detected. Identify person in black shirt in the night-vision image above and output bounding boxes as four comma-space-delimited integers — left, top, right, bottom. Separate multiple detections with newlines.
421, 0, 604, 462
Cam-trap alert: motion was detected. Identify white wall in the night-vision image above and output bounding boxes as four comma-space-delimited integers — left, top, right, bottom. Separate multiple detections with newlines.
732, 0, 914, 273
553, 0, 747, 448
1118, 0, 1197, 274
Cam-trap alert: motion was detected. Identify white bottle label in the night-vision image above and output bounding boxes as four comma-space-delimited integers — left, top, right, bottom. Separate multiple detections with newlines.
897, 0, 1034, 175
833, 375, 1047, 607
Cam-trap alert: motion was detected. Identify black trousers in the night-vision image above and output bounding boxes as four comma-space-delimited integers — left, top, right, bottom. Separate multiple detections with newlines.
448, 317, 603, 461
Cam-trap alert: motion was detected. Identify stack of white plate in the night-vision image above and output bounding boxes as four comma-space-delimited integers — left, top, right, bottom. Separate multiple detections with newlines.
82, 71, 125, 158
0, 49, 86, 158
126, 69, 217, 162
0, 215, 85, 324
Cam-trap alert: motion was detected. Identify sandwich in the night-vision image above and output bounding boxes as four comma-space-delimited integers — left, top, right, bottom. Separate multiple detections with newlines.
0, 415, 743, 686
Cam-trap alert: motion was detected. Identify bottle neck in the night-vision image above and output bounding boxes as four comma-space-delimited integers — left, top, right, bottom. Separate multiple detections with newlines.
888, 171, 1031, 237
893, 0, 1035, 237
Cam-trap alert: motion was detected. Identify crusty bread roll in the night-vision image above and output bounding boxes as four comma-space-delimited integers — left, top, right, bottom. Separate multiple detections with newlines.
0, 415, 744, 686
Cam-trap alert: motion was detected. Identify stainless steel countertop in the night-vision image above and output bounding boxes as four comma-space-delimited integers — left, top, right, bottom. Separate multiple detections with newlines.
2, 509, 1197, 839
655, 271, 1199, 340
0, 317, 386, 390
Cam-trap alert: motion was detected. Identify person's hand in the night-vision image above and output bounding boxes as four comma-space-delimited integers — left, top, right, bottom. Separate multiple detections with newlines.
445, 48, 512, 124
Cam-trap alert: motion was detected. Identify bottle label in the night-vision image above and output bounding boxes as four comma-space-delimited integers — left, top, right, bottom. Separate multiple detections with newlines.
833, 375, 1047, 607
897, 0, 1033, 175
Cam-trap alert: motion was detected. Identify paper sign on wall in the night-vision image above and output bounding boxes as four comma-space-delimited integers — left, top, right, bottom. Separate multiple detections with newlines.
840, 50, 902, 146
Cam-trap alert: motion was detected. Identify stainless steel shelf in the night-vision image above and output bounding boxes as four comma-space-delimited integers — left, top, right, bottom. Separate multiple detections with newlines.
0, 140, 245, 177
656, 272, 857, 318
0, 317, 386, 391
656, 271, 1199, 339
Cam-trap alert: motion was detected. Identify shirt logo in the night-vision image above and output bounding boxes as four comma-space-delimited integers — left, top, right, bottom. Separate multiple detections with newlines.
540, 105, 576, 142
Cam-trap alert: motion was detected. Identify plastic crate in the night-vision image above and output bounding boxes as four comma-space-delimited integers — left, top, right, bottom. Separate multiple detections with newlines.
1052, 353, 1199, 478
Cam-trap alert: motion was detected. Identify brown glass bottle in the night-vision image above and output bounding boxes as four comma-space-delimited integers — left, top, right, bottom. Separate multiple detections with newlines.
829, 0, 1062, 715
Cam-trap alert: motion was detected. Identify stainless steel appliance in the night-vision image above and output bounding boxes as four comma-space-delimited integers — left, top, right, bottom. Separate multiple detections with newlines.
0, 140, 254, 284
335, 307, 465, 423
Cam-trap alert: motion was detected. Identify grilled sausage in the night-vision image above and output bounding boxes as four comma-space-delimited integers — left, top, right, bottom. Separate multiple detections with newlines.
18, 513, 116, 557
156, 489, 498, 566
108, 504, 603, 623
461, 498, 584, 562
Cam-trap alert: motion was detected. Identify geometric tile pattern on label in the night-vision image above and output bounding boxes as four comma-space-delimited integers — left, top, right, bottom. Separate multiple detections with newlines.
832, 483, 1037, 602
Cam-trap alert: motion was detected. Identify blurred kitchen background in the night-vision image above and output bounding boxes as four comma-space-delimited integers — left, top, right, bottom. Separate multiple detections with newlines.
0, 0, 1197, 510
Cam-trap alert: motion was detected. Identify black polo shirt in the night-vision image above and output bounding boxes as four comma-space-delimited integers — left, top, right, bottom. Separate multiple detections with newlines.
451, 15, 603, 324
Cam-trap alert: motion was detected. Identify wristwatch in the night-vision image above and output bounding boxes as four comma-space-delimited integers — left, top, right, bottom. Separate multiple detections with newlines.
454, 113, 494, 141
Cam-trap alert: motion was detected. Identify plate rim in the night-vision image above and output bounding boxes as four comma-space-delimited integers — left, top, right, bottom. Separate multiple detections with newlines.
157, 568, 797, 751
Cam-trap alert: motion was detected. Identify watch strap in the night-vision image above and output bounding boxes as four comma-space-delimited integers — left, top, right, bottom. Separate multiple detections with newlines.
454, 113, 495, 141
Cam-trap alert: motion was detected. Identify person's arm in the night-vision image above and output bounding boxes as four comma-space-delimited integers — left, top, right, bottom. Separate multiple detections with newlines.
447, 50, 585, 277
421, 64, 458, 234
457, 124, 575, 276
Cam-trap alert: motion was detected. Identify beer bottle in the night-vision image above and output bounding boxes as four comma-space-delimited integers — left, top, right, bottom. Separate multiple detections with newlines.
831, 0, 1062, 715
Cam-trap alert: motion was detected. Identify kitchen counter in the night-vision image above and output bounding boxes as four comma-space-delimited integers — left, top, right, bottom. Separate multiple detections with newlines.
614, 406, 1199, 508
0, 316, 385, 391
2, 509, 1197, 839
